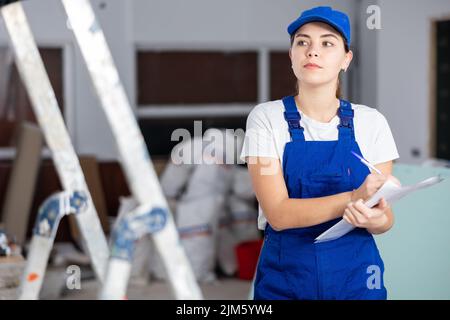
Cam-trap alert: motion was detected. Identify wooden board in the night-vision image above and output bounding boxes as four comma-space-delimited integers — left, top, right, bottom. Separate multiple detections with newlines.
1, 123, 42, 244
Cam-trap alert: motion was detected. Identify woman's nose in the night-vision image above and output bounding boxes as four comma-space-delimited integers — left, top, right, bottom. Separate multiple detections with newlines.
306, 44, 320, 57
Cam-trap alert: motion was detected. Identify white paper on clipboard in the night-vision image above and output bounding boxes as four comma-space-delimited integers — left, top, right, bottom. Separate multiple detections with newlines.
314, 175, 445, 243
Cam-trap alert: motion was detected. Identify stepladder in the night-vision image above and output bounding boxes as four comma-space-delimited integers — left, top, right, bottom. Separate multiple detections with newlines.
0, 0, 109, 299
61, 0, 202, 299
2, 0, 202, 300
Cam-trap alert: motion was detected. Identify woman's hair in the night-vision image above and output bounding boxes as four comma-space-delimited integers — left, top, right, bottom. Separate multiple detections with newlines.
290, 30, 350, 99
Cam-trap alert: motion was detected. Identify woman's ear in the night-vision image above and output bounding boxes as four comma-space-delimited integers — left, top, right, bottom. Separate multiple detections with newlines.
342, 50, 353, 71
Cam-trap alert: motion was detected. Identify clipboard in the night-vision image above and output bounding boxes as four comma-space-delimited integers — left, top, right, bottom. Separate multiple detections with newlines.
314, 175, 445, 243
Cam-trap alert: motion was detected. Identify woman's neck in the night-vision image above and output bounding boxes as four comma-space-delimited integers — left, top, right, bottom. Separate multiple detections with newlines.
296, 82, 340, 123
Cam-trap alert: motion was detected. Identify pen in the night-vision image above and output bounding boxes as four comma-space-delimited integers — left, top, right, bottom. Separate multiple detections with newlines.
351, 151, 382, 175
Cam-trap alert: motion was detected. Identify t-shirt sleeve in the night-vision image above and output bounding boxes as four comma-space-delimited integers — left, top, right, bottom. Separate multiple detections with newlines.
370, 112, 400, 165
239, 105, 279, 163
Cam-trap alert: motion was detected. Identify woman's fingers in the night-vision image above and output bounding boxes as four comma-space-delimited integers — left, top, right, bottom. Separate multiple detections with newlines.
353, 200, 372, 218
343, 209, 357, 226
346, 199, 386, 228
354, 199, 385, 219
378, 198, 388, 209
364, 174, 387, 199
347, 201, 368, 225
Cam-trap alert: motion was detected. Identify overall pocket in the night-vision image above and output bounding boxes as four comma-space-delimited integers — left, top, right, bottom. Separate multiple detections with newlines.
300, 166, 350, 198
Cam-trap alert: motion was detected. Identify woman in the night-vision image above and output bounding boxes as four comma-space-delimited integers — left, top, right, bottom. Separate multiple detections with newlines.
240, 6, 400, 300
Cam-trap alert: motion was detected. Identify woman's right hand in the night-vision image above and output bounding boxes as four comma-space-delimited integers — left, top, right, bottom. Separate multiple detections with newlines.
351, 174, 388, 202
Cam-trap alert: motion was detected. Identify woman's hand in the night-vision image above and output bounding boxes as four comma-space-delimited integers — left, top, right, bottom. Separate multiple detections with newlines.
351, 174, 402, 202
351, 174, 387, 202
343, 198, 390, 230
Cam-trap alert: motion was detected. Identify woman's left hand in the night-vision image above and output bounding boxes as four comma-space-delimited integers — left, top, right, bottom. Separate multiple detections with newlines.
343, 198, 389, 230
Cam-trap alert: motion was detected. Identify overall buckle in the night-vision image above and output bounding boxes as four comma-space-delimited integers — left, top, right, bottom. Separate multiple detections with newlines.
339, 108, 354, 128
287, 119, 301, 129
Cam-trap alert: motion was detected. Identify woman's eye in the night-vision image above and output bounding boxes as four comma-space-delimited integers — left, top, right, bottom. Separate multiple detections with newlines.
323, 41, 334, 47
297, 40, 308, 46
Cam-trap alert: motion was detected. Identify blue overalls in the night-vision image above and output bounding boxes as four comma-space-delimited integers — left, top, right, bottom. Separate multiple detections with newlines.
253, 96, 387, 300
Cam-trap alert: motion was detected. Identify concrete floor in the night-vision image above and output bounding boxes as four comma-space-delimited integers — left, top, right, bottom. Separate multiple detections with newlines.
3, 271, 253, 300
26, 264, 253, 300
58, 278, 253, 300
2, 242, 255, 300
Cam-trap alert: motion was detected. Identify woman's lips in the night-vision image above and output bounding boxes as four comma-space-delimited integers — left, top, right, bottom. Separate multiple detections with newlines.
304, 63, 322, 69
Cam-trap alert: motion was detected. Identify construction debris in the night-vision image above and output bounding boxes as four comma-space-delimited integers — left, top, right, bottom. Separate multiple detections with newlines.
0, 230, 25, 300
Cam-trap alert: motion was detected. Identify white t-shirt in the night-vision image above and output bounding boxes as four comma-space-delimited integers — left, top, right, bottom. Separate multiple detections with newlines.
239, 99, 400, 230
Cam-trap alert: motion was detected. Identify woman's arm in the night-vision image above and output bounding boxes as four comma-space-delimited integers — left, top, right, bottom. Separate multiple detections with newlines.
246, 156, 378, 231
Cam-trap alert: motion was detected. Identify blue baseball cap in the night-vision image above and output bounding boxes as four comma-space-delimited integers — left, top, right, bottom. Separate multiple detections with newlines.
287, 6, 351, 47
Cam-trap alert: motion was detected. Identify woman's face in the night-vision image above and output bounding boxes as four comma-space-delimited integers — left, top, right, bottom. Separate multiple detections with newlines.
289, 22, 352, 88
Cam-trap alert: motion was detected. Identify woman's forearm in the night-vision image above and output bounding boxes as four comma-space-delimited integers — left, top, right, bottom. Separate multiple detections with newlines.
268, 191, 353, 230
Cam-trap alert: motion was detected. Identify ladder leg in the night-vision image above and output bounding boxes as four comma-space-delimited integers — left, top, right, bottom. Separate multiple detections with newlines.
19, 191, 87, 300
100, 205, 167, 300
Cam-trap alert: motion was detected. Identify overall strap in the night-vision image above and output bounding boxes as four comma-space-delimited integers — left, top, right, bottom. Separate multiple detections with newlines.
282, 96, 305, 141
338, 99, 355, 141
